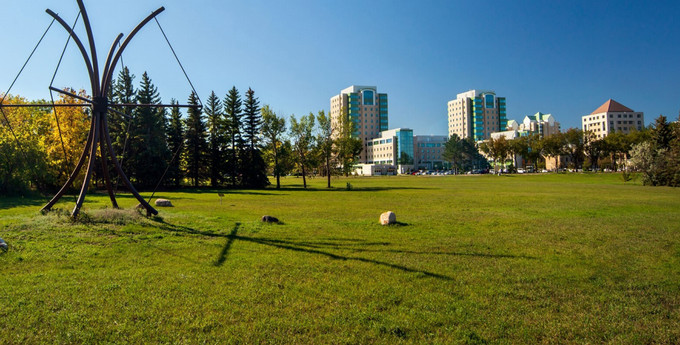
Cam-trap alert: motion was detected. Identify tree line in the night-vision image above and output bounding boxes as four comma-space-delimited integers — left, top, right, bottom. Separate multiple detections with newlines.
442, 113, 679, 187
476, 127, 652, 173
629, 115, 680, 186
1, 69, 362, 195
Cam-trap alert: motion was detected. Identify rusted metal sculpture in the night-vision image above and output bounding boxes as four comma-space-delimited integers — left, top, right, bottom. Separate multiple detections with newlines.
0, 0, 200, 217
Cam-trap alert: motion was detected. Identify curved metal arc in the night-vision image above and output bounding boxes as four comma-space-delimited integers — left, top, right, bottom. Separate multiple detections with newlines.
41, 115, 96, 212
98, 118, 118, 208
72, 113, 100, 217
76, 0, 101, 95
101, 110, 158, 215
45, 9, 97, 96
101, 33, 124, 93
102, 7, 165, 94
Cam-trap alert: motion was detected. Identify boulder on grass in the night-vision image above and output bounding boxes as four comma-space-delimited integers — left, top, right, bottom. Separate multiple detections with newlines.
155, 199, 173, 207
261, 215, 279, 223
0, 238, 7, 252
380, 211, 396, 225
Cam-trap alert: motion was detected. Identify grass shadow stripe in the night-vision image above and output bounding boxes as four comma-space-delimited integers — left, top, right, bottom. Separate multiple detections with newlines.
214, 223, 240, 266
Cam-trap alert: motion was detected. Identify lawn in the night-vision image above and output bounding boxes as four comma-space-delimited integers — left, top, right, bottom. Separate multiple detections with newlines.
1, 173, 679, 344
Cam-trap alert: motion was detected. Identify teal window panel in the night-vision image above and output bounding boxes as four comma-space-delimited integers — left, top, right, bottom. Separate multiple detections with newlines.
362, 90, 374, 105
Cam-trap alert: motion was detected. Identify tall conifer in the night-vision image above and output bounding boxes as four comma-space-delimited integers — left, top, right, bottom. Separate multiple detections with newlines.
205, 91, 225, 187
241, 88, 268, 187
184, 91, 208, 187
110, 67, 135, 166
167, 99, 184, 187
128, 72, 169, 188
223, 86, 243, 187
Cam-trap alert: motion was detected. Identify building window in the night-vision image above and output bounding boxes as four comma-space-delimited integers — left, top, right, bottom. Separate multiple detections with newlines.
362, 90, 374, 105
485, 94, 495, 109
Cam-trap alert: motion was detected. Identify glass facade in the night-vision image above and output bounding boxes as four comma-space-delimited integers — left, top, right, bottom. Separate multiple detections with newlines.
362, 90, 374, 105
378, 93, 388, 131
485, 94, 495, 109
396, 129, 414, 165
473, 98, 484, 141
498, 97, 507, 129
348, 93, 360, 137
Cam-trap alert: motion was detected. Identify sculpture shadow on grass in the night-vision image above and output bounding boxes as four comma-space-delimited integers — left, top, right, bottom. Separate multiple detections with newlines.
273, 186, 434, 193
153, 220, 535, 282
0, 195, 48, 210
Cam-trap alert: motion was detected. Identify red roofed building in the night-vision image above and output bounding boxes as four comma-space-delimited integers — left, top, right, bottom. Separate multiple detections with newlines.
581, 99, 644, 138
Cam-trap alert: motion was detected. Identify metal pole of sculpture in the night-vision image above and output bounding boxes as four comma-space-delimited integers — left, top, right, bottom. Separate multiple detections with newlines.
0, 0, 200, 218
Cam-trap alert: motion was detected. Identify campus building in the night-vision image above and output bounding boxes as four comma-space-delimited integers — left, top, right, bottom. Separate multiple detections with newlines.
492, 112, 561, 140
413, 135, 448, 170
518, 112, 560, 137
330, 85, 388, 162
357, 129, 450, 175
581, 99, 644, 139
448, 90, 507, 141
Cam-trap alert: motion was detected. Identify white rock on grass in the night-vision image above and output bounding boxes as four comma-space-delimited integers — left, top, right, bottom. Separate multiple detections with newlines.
380, 211, 397, 225
154, 199, 173, 207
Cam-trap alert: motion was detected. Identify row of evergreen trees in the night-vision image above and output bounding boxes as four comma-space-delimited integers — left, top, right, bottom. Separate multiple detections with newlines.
1, 67, 364, 195
104, 68, 268, 189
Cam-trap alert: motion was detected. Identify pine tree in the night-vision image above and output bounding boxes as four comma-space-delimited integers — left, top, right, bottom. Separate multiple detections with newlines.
242, 88, 261, 151
223, 86, 243, 187
651, 115, 672, 150
166, 99, 184, 187
110, 67, 135, 173
205, 91, 225, 187
184, 91, 208, 187
241, 88, 268, 187
127, 72, 170, 188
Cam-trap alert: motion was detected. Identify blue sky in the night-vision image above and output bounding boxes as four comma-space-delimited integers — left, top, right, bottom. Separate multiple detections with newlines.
2, 0, 679, 135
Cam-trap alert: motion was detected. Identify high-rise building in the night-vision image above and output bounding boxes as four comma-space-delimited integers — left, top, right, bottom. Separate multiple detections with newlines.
330, 85, 388, 162
581, 99, 644, 139
448, 90, 507, 141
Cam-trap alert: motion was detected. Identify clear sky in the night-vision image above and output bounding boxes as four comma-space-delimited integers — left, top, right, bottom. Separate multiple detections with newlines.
2, 0, 679, 135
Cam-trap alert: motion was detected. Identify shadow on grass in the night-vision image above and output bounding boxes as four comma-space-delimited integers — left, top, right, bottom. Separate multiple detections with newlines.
0, 195, 48, 210
271, 186, 434, 192
214, 223, 240, 267
243, 237, 535, 260
147, 188, 287, 196
151, 220, 528, 281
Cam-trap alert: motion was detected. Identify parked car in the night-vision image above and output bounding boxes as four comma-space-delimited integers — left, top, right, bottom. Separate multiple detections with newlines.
517, 168, 525, 174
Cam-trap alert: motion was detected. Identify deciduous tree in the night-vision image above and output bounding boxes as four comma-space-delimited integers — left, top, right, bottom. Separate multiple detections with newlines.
289, 113, 315, 188
261, 105, 287, 189
315, 110, 334, 188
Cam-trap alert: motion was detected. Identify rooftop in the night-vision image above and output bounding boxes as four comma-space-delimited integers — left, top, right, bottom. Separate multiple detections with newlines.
591, 99, 634, 114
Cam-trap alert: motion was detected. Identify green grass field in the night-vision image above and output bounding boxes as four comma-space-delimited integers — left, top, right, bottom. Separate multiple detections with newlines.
1, 173, 679, 344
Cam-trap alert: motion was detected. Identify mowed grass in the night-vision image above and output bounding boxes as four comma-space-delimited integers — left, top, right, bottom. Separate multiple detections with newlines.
1, 173, 679, 344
